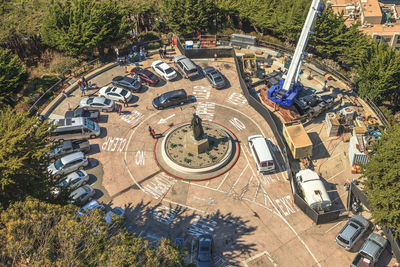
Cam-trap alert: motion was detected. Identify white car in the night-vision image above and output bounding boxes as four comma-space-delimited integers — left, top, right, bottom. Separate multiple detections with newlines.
47, 152, 88, 177
52, 170, 89, 195
98, 86, 132, 103
151, 60, 177, 81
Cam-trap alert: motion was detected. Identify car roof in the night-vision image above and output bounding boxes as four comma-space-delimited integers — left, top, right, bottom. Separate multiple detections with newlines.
162, 89, 187, 98
141, 69, 153, 76
91, 97, 107, 104
156, 61, 170, 70
351, 215, 370, 228
66, 170, 86, 179
340, 222, 360, 240
174, 55, 187, 62
70, 184, 92, 198
61, 152, 85, 164
203, 67, 215, 73
361, 233, 387, 257
62, 140, 73, 149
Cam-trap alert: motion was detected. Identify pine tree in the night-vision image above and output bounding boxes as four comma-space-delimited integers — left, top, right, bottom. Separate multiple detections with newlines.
0, 48, 28, 106
0, 107, 56, 208
363, 123, 400, 236
41, 0, 130, 55
0, 198, 185, 265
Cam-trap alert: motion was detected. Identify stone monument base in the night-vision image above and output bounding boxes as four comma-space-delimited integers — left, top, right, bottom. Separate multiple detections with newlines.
184, 132, 209, 154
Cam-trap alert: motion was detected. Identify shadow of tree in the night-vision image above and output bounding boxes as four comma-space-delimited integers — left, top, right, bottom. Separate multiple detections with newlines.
104, 200, 257, 265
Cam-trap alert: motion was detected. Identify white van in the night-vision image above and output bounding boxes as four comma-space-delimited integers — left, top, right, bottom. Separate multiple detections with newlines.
295, 169, 332, 212
248, 135, 275, 173
50, 117, 101, 142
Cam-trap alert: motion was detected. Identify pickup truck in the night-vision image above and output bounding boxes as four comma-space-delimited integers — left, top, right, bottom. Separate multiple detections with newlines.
49, 139, 90, 159
351, 233, 388, 267
65, 108, 100, 122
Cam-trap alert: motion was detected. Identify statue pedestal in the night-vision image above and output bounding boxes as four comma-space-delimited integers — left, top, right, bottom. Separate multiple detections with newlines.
184, 133, 209, 154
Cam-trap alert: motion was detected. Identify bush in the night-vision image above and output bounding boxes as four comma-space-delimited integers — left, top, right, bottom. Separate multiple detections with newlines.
49, 56, 81, 74
146, 42, 161, 50
184, 157, 191, 163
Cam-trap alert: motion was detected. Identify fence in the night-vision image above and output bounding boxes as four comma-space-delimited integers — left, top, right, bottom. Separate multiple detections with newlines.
28, 58, 104, 116
175, 35, 340, 224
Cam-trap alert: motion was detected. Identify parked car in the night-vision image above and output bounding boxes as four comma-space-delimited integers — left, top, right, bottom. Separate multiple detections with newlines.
80, 97, 115, 112
151, 60, 177, 81
351, 233, 388, 267
335, 215, 371, 250
203, 67, 226, 89
77, 200, 105, 216
105, 207, 125, 224
173, 55, 198, 79
196, 234, 213, 267
98, 86, 132, 103
65, 108, 100, 122
152, 89, 189, 110
68, 185, 96, 204
49, 139, 90, 159
52, 170, 89, 195
130, 67, 159, 86
48, 152, 88, 177
112, 76, 142, 92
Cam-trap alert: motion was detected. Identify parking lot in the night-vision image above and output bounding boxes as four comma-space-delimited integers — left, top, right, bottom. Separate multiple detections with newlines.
46, 47, 393, 266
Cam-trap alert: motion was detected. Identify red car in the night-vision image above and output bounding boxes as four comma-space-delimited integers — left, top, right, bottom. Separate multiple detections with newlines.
130, 67, 160, 86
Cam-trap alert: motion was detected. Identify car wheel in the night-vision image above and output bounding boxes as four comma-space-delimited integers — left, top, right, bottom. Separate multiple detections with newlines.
90, 134, 96, 139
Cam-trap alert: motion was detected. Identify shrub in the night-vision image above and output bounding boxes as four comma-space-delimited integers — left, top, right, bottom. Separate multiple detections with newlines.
170, 143, 177, 148
184, 157, 191, 163
188, 153, 193, 157
49, 56, 80, 74
182, 129, 188, 133
146, 42, 161, 50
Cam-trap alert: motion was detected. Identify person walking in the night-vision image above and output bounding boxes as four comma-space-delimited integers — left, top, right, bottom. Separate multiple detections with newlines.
117, 104, 122, 115
162, 45, 167, 58
151, 129, 156, 139
159, 48, 163, 59
148, 126, 154, 138
123, 96, 128, 107
81, 86, 85, 97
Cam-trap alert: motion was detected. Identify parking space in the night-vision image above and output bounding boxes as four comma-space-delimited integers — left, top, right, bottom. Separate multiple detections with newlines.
47, 50, 375, 266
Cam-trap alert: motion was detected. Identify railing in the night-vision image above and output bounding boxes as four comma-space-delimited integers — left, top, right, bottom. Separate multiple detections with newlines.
28, 58, 104, 115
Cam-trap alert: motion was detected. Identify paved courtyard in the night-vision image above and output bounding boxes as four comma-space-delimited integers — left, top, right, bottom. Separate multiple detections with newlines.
47, 49, 393, 266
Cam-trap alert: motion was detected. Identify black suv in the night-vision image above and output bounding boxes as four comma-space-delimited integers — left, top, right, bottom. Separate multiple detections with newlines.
152, 89, 188, 110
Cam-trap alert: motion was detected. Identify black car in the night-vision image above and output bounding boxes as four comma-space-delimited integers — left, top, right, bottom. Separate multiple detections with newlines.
49, 139, 90, 159
152, 89, 188, 110
196, 234, 213, 267
112, 76, 142, 92
203, 67, 225, 89
65, 108, 100, 122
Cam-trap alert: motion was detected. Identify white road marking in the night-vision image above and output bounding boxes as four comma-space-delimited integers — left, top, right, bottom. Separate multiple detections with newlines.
326, 169, 345, 181
325, 221, 345, 234
101, 136, 127, 152
142, 173, 176, 200
121, 110, 144, 125
196, 102, 215, 121
157, 113, 176, 124
217, 172, 230, 190
227, 92, 247, 106
135, 151, 145, 165
243, 250, 278, 267
153, 205, 178, 225
192, 85, 212, 100
229, 117, 246, 131
162, 199, 208, 214
228, 164, 249, 194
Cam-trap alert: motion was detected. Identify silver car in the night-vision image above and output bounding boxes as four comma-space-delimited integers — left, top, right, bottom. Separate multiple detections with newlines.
335, 215, 371, 250
53, 170, 89, 195
48, 152, 88, 177
203, 67, 225, 89
69, 184, 96, 204
80, 97, 115, 112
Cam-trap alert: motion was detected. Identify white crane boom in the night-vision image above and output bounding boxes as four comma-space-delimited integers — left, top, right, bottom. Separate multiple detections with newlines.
282, 0, 323, 91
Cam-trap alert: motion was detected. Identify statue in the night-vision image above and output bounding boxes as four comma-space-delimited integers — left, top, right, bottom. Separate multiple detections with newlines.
191, 113, 204, 141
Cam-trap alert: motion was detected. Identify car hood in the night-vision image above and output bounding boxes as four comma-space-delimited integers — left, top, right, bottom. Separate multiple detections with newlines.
80, 98, 88, 107
47, 163, 58, 174
152, 97, 161, 107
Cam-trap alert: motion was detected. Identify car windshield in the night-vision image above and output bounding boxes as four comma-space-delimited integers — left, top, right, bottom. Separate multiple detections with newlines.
86, 119, 95, 130
337, 235, 349, 244
214, 76, 223, 82
54, 159, 63, 170
105, 87, 112, 93
112, 208, 123, 216
59, 180, 68, 187
165, 68, 173, 74
120, 90, 128, 96
159, 94, 167, 103
87, 98, 94, 104
104, 99, 111, 105
149, 73, 157, 79
76, 170, 84, 176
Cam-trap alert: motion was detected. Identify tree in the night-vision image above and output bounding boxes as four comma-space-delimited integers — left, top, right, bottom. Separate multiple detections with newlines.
0, 107, 57, 208
161, 0, 217, 36
356, 42, 400, 105
0, 198, 185, 266
0, 48, 28, 106
41, 0, 130, 55
362, 123, 400, 236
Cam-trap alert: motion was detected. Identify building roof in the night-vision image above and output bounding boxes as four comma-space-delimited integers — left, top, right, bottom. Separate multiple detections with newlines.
361, 0, 382, 17
361, 23, 400, 35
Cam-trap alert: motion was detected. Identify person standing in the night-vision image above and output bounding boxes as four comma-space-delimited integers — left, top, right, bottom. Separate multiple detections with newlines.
159, 48, 163, 59
162, 45, 167, 58
151, 129, 156, 139
123, 96, 128, 107
81, 86, 85, 97
117, 104, 122, 115
148, 126, 154, 138
62, 89, 68, 98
